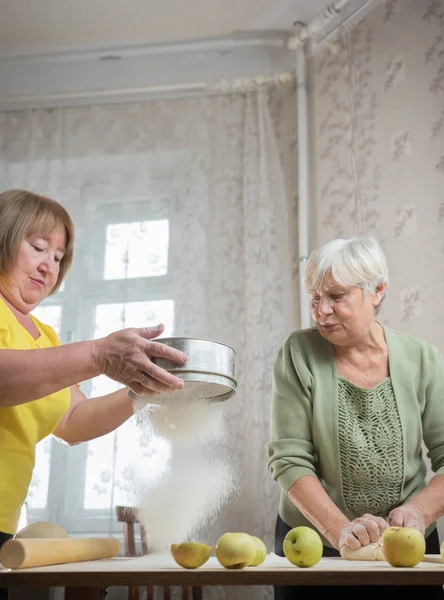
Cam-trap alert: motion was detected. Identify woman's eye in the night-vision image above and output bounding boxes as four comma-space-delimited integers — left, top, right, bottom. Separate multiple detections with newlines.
32, 245, 43, 252
311, 297, 320, 305
332, 294, 344, 300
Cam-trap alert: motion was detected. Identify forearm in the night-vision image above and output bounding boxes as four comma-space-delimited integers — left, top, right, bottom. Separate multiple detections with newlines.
0, 343, 100, 406
404, 474, 444, 527
287, 474, 350, 549
56, 388, 134, 444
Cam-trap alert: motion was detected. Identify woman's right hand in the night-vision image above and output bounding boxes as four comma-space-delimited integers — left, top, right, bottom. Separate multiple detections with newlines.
92, 324, 188, 396
336, 514, 388, 551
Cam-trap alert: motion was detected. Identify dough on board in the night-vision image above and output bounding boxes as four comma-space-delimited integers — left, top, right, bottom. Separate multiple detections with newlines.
340, 541, 385, 561
15, 521, 69, 539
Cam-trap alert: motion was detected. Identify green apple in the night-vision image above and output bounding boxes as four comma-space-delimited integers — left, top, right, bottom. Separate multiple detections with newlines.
215, 532, 257, 569
249, 536, 267, 566
283, 526, 323, 568
381, 526, 425, 567
170, 542, 213, 569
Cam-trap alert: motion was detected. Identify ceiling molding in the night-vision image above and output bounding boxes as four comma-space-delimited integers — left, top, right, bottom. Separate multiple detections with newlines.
0, 30, 291, 63
0, 31, 294, 111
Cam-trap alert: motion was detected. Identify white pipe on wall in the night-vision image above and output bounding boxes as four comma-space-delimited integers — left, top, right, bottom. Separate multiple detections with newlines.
288, 0, 377, 51
295, 41, 312, 330
304, 0, 350, 39
289, 0, 361, 330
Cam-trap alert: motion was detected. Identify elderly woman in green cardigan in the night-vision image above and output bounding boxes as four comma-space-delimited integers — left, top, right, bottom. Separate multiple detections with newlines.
267, 235, 444, 599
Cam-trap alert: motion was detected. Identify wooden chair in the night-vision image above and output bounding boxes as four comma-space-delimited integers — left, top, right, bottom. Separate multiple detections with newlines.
116, 506, 203, 600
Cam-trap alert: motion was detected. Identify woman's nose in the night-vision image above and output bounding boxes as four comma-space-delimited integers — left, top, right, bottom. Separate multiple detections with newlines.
38, 258, 54, 273
318, 298, 334, 315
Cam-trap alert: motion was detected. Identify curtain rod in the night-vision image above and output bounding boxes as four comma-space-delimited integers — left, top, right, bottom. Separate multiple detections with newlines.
0, 73, 296, 108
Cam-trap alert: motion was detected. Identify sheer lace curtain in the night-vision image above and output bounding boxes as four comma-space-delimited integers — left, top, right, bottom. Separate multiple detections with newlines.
0, 86, 297, 599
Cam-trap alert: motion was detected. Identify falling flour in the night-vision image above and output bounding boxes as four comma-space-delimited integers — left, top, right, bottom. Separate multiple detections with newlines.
132, 385, 239, 551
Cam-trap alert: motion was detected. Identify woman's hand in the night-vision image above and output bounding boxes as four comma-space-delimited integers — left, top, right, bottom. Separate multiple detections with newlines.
336, 514, 389, 551
92, 324, 188, 395
388, 505, 426, 534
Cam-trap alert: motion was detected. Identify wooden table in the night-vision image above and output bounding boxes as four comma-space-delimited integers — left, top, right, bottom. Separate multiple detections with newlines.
2, 552, 444, 598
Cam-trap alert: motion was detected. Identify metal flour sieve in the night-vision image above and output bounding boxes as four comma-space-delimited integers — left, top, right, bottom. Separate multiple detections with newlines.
128, 337, 237, 405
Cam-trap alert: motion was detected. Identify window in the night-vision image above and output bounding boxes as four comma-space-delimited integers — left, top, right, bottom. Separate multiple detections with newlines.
104, 220, 169, 280
28, 188, 176, 534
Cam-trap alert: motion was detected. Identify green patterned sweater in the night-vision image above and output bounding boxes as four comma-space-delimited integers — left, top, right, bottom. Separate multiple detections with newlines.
266, 324, 444, 547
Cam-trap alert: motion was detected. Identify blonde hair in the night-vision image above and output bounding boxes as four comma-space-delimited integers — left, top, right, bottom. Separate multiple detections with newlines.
0, 189, 75, 294
304, 235, 388, 310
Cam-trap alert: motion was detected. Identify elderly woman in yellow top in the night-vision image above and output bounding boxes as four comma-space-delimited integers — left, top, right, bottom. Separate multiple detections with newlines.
0, 189, 188, 552
267, 235, 444, 599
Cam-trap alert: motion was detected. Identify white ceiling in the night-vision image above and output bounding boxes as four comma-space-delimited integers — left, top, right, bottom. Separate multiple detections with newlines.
0, 0, 334, 56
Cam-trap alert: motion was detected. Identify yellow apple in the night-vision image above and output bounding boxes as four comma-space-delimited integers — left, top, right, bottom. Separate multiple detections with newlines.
381, 526, 425, 567
170, 542, 213, 569
283, 526, 323, 568
215, 532, 257, 569
249, 536, 267, 566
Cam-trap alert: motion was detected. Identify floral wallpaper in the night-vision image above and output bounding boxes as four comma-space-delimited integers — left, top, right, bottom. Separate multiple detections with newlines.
310, 0, 444, 349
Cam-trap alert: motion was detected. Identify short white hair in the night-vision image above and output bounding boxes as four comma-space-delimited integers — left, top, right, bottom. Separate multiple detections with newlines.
304, 235, 389, 298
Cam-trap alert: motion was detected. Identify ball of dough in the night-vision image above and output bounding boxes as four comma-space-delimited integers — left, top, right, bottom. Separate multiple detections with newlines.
15, 521, 69, 539
340, 541, 384, 561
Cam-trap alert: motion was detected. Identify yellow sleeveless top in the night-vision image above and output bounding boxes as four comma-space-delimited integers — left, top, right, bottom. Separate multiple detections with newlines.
0, 299, 71, 534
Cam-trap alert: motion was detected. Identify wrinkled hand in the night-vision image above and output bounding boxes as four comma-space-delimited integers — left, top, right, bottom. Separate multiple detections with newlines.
93, 324, 188, 396
388, 505, 426, 534
337, 514, 389, 551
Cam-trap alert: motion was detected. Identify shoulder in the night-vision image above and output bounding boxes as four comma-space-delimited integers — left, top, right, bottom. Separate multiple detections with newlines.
0, 297, 13, 325
283, 327, 330, 356
383, 324, 444, 368
275, 327, 331, 371
273, 328, 334, 394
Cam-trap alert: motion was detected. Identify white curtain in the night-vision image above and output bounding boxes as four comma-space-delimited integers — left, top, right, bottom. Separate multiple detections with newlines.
0, 85, 298, 600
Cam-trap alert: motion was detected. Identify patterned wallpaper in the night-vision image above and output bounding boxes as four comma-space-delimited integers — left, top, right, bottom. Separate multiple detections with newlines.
309, 0, 444, 352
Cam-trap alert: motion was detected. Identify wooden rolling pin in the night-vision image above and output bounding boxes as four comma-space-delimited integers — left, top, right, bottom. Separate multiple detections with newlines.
0, 537, 121, 569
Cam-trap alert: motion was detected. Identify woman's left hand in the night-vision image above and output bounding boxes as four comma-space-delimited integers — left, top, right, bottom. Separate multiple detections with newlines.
388, 505, 426, 534
337, 514, 388, 551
